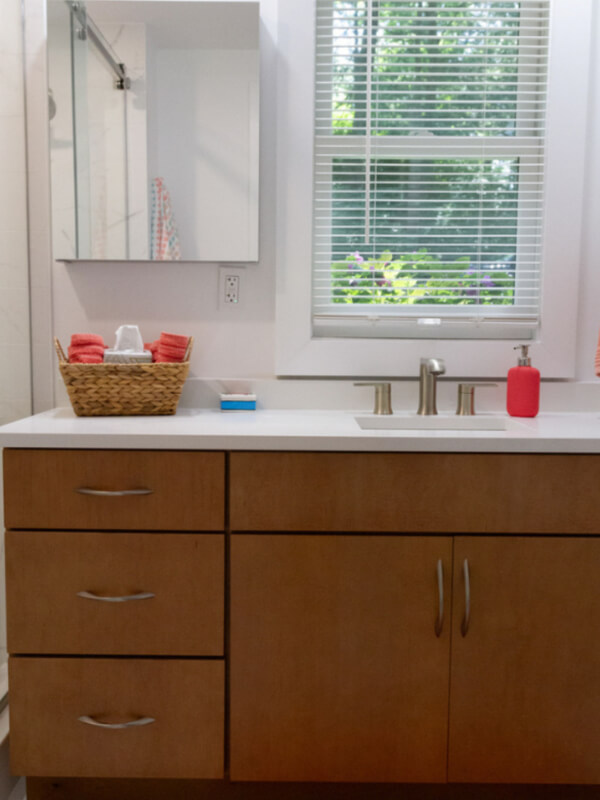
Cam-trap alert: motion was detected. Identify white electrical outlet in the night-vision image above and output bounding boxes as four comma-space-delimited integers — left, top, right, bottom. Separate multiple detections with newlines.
224, 274, 240, 304
218, 266, 245, 309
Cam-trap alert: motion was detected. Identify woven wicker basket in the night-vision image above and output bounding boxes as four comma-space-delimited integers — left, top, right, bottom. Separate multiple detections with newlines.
55, 337, 193, 416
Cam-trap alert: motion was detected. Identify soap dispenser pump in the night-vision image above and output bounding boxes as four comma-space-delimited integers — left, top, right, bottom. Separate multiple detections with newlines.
507, 344, 540, 418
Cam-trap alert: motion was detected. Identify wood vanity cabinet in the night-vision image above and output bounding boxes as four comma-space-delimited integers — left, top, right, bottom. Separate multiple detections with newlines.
229, 452, 600, 785
6, 447, 600, 791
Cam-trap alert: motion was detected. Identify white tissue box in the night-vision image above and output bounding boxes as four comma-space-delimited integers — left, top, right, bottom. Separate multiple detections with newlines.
104, 349, 153, 364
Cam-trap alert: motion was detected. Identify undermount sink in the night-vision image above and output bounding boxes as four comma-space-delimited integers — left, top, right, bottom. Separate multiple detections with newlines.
355, 414, 508, 431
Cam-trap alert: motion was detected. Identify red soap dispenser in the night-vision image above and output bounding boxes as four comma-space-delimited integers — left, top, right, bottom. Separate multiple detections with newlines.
507, 344, 540, 417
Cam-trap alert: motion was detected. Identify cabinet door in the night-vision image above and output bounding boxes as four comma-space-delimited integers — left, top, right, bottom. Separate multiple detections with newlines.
449, 536, 600, 784
231, 534, 452, 783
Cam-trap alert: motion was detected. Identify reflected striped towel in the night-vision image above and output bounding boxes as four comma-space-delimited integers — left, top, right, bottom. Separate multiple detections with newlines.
150, 177, 181, 261
596, 329, 600, 376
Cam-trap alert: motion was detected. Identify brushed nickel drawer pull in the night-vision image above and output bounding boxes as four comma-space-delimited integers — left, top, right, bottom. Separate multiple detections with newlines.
461, 558, 471, 637
435, 558, 444, 637
78, 715, 155, 729
76, 487, 153, 497
77, 591, 155, 603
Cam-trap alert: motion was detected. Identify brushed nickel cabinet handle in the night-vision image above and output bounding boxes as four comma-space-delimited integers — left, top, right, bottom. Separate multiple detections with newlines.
76, 488, 153, 497
77, 591, 155, 603
461, 558, 471, 637
78, 715, 155, 729
435, 558, 444, 637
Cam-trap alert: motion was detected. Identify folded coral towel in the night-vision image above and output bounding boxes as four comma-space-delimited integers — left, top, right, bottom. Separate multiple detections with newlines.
71, 333, 105, 347
156, 347, 186, 363
158, 343, 187, 359
143, 332, 190, 363
68, 333, 106, 363
160, 331, 189, 349
156, 331, 189, 362
596, 329, 600, 376
145, 340, 160, 362
69, 353, 104, 364
68, 344, 105, 359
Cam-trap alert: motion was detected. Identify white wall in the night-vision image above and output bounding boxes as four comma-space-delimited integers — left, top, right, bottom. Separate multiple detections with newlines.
1, 0, 33, 674
21, 0, 600, 406
0, 0, 32, 791
1, 0, 33, 425
576, 0, 600, 381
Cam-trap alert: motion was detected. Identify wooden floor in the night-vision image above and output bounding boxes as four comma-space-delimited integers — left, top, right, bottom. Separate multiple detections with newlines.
25, 779, 600, 800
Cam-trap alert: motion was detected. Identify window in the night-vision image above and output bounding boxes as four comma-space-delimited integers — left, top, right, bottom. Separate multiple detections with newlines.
313, 0, 547, 339
276, 0, 591, 376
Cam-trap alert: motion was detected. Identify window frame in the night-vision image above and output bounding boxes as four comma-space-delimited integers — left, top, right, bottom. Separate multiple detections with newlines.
312, 0, 546, 337
275, 0, 592, 378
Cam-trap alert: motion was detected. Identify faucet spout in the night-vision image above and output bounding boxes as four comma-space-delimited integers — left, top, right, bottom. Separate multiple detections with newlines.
417, 358, 446, 416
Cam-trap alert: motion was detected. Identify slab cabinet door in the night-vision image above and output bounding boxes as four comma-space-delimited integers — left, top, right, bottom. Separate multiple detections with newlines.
449, 536, 600, 784
230, 534, 452, 783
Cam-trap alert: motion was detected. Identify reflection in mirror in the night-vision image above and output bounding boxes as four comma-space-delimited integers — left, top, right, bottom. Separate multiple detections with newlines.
47, 0, 260, 262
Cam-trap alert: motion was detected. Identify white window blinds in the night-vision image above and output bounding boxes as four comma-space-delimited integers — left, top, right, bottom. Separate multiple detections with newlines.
312, 0, 549, 339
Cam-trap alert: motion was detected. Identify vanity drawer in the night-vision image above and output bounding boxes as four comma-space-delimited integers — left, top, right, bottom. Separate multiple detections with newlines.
230, 452, 600, 534
6, 531, 224, 656
9, 657, 224, 779
3, 449, 225, 530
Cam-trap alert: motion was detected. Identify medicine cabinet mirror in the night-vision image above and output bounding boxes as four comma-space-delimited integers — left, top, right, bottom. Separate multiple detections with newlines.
46, 0, 260, 262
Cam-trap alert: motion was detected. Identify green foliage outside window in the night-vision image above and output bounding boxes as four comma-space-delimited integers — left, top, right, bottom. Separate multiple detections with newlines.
322, 1, 526, 307
332, 0, 521, 138
331, 249, 515, 306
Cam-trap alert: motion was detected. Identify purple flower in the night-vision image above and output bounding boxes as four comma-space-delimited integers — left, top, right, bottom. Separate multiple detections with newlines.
481, 275, 496, 288
352, 251, 364, 264
466, 267, 476, 276
465, 288, 477, 297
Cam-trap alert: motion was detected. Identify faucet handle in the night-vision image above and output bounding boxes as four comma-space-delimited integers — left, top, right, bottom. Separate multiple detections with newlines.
456, 383, 498, 416
354, 382, 393, 416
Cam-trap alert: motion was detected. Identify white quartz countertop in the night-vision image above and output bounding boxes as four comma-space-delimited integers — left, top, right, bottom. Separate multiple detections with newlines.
1, 407, 600, 452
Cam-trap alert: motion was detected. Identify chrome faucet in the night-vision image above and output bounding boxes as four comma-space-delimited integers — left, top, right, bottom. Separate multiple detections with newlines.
417, 357, 446, 415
